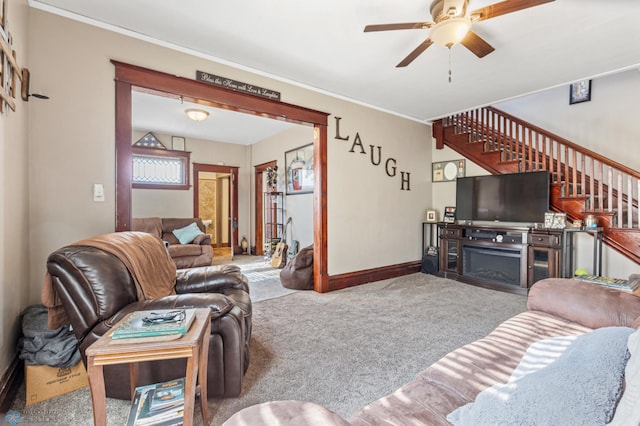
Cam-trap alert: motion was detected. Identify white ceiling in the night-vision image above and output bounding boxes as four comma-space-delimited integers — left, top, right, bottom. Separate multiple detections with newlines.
31, 0, 640, 143
132, 91, 297, 145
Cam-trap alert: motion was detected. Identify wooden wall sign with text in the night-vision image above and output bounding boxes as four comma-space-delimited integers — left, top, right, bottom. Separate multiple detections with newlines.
196, 71, 281, 101
334, 116, 411, 191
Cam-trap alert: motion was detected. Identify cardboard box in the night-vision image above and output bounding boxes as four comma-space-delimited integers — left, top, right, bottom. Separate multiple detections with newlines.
25, 361, 89, 406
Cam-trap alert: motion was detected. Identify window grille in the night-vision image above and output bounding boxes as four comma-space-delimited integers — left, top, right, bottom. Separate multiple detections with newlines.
133, 155, 184, 184
132, 146, 191, 190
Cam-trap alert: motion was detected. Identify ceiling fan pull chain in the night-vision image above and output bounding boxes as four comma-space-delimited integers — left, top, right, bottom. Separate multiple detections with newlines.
448, 47, 453, 83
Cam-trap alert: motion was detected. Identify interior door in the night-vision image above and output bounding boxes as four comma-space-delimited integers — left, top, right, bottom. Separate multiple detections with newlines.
193, 163, 239, 261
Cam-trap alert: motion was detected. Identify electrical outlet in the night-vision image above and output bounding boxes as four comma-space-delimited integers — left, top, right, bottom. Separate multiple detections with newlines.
93, 183, 105, 202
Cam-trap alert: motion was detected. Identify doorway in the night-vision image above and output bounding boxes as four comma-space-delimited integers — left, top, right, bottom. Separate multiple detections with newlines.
113, 61, 330, 292
254, 160, 277, 256
193, 163, 238, 259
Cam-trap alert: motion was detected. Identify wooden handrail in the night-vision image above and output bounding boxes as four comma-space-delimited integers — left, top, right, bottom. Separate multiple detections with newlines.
485, 107, 640, 179
437, 106, 639, 231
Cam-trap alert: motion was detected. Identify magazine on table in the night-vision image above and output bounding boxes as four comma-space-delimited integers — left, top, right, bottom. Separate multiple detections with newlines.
126, 378, 185, 426
575, 274, 640, 293
112, 309, 196, 339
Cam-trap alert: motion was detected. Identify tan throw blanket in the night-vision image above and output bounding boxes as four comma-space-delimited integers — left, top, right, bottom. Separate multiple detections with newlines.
42, 231, 177, 329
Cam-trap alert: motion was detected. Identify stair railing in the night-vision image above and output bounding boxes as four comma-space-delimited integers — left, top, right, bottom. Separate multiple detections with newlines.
440, 106, 639, 229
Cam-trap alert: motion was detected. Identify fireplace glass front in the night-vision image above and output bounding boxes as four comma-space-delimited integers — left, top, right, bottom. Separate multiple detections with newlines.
462, 245, 521, 287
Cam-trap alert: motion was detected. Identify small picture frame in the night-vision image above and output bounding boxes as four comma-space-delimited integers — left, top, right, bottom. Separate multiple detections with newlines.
443, 206, 456, 223
569, 80, 591, 105
544, 212, 555, 229
171, 136, 185, 151
551, 212, 567, 229
545, 212, 567, 229
426, 209, 438, 223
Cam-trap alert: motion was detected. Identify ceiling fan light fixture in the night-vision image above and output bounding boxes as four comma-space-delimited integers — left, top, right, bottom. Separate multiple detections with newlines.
430, 17, 471, 48
185, 108, 209, 121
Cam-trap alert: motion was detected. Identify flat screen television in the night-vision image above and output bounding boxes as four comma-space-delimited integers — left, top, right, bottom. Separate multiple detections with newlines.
455, 171, 550, 223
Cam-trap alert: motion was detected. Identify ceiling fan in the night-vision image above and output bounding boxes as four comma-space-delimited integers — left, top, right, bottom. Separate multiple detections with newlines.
364, 0, 555, 67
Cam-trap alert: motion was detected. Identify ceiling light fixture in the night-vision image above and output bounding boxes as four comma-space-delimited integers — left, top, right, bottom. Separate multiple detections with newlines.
429, 17, 471, 48
185, 108, 209, 121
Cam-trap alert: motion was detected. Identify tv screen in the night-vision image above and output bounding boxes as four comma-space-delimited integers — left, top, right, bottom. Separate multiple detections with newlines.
455, 171, 550, 223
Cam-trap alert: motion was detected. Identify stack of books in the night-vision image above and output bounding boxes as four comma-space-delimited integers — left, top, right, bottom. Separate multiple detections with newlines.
111, 309, 196, 342
126, 378, 185, 426
575, 275, 640, 293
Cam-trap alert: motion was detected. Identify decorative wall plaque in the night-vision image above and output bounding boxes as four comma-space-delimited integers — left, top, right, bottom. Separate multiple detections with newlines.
432, 160, 465, 182
196, 71, 281, 101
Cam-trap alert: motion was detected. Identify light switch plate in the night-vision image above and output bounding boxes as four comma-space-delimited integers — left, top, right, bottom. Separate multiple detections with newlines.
93, 183, 105, 202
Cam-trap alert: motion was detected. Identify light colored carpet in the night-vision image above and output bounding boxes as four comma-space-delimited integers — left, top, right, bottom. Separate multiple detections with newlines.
7, 272, 527, 425
234, 256, 298, 302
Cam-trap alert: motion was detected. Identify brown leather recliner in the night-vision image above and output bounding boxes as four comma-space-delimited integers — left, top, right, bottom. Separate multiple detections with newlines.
46, 232, 251, 400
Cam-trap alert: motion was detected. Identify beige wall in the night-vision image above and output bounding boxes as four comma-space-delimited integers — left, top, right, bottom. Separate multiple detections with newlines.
251, 125, 316, 249
1, 0, 30, 378
327, 109, 430, 274
27, 8, 431, 299
496, 69, 640, 171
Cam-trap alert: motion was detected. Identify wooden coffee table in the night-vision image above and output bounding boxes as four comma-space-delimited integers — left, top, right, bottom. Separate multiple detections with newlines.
85, 308, 211, 426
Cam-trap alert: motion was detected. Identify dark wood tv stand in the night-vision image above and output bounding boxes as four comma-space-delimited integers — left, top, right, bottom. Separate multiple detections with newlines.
437, 222, 563, 295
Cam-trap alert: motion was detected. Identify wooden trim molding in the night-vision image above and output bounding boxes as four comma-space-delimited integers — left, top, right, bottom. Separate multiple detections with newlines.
0, 356, 23, 413
327, 261, 421, 292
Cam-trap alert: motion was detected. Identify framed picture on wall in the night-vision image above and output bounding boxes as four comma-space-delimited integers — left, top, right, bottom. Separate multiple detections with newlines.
569, 80, 591, 105
171, 136, 185, 151
432, 160, 465, 182
285, 143, 314, 195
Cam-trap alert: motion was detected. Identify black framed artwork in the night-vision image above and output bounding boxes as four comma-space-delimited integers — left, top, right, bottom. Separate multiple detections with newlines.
569, 80, 591, 105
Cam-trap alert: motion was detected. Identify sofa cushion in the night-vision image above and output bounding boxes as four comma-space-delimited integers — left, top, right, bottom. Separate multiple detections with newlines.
169, 244, 206, 258
350, 310, 592, 426
447, 326, 634, 426
609, 327, 640, 425
172, 222, 204, 244
131, 217, 162, 239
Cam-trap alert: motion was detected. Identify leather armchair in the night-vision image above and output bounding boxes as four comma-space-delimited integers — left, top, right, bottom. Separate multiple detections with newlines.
46, 233, 251, 400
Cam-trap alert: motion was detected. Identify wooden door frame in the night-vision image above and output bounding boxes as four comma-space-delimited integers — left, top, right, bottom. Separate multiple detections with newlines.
193, 163, 239, 253
254, 160, 277, 256
113, 61, 330, 292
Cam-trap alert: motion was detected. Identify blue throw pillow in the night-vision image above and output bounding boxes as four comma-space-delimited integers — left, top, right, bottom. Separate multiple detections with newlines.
172, 222, 204, 244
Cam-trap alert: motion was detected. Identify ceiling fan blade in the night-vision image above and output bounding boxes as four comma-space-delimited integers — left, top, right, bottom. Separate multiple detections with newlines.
460, 31, 495, 58
470, 0, 554, 22
396, 38, 434, 67
364, 22, 432, 32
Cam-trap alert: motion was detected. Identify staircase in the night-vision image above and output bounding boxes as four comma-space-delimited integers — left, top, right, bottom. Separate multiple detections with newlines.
432, 106, 640, 265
